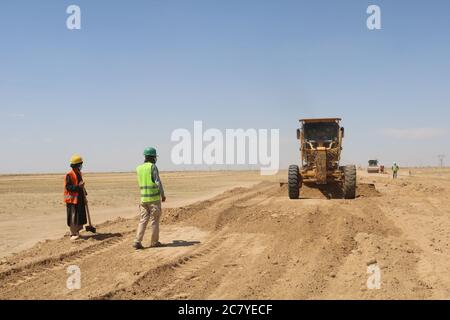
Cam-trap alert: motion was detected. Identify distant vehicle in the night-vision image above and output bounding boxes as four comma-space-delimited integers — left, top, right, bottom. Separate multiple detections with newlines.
367, 160, 380, 173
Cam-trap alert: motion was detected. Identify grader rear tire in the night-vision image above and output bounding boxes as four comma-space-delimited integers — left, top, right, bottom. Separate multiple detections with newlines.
288, 165, 302, 199
343, 165, 356, 199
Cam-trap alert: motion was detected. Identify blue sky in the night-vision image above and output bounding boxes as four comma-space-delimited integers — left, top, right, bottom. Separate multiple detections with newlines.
1, 0, 449, 173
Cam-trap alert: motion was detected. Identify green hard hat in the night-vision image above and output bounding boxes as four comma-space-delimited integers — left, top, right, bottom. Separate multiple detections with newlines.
143, 147, 157, 157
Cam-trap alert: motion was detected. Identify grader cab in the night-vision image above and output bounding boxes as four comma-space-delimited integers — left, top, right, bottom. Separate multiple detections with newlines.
288, 118, 356, 199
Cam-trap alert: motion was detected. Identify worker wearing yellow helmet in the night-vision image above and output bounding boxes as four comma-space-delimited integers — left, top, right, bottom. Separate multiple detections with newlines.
64, 154, 87, 241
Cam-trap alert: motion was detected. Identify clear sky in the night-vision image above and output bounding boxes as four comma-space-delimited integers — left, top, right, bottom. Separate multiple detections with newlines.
1, 0, 449, 173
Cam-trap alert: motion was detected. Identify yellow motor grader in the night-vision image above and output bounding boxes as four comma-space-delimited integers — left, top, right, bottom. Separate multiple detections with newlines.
288, 118, 356, 199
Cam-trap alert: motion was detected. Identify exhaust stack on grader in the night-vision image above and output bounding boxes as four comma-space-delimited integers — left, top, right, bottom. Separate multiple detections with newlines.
288, 118, 356, 199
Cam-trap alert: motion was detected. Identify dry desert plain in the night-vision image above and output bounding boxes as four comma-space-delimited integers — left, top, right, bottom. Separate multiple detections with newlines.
0, 169, 449, 299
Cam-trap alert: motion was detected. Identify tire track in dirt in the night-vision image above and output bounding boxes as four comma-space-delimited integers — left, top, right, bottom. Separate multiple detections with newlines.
0, 217, 139, 274
236, 201, 364, 299
313, 197, 431, 299
0, 231, 133, 287
0, 234, 138, 297
97, 230, 230, 299
0, 226, 209, 299
155, 233, 266, 300
374, 193, 450, 299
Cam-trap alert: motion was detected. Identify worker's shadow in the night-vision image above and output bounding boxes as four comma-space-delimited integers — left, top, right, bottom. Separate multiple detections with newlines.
81, 233, 123, 241
154, 240, 201, 248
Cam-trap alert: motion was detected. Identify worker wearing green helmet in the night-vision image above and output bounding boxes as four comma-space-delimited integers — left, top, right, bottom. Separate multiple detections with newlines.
133, 147, 166, 250
143, 147, 157, 157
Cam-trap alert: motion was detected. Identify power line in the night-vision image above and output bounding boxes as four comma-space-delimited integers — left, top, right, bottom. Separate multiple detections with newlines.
437, 154, 445, 168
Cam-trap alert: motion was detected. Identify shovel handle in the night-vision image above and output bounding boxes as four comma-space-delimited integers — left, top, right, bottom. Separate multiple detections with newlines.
82, 187, 93, 226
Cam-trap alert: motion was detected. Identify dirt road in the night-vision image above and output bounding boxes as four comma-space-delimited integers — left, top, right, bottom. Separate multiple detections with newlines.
0, 169, 449, 299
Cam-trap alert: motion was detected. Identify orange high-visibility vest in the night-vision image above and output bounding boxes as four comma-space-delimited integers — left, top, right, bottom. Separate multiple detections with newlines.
64, 170, 81, 204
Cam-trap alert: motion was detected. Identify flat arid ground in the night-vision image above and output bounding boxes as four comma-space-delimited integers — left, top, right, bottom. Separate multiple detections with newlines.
0, 169, 449, 299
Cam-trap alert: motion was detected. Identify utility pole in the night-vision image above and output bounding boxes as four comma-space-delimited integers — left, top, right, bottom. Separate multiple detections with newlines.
438, 154, 445, 168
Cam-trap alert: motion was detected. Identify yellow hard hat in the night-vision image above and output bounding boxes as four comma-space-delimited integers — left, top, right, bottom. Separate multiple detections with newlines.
70, 154, 83, 165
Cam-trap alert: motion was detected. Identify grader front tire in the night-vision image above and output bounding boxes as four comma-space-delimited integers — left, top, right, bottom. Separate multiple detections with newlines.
288, 165, 302, 199
343, 165, 356, 199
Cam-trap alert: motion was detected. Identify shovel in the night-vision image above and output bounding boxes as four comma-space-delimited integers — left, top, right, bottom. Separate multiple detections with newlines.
82, 187, 97, 233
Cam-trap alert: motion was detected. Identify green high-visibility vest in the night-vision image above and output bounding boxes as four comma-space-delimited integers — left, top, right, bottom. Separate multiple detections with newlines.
136, 162, 161, 203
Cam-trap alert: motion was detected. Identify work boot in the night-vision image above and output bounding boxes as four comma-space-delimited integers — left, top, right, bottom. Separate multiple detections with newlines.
150, 241, 163, 248
133, 242, 144, 250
